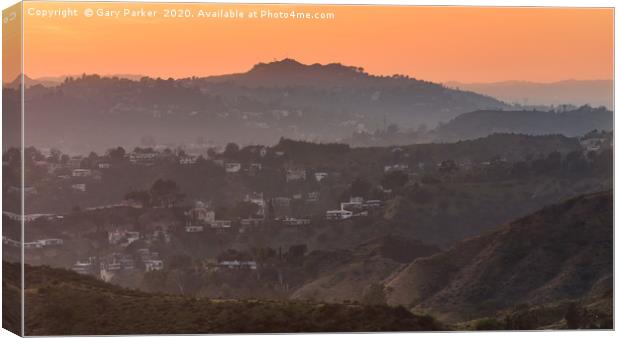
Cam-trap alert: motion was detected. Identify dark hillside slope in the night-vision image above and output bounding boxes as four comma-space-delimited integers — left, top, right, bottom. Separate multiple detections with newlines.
385, 191, 612, 323
435, 106, 612, 142
9, 262, 441, 335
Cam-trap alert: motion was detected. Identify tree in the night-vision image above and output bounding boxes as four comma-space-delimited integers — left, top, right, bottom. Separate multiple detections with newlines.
286, 244, 307, 265
150, 179, 183, 207
206, 148, 219, 159
231, 201, 260, 219
107, 147, 126, 161
381, 171, 409, 190
350, 178, 371, 198
124, 190, 151, 207
224, 143, 240, 156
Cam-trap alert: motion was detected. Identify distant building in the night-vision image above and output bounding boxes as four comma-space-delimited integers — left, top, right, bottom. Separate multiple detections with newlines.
281, 217, 311, 226
71, 183, 87, 192
286, 169, 306, 182
185, 225, 204, 233
384, 164, 409, 173
108, 229, 140, 246
306, 191, 320, 202
210, 220, 232, 229
225, 162, 242, 173
218, 260, 257, 270
97, 162, 111, 169
326, 209, 353, 220
144, 260, 164, 272
179, 155, 197, 165
314, 172, 328, 182
72, 169, 92, 177
129, 151, 158, 165
187, 201, 215, 223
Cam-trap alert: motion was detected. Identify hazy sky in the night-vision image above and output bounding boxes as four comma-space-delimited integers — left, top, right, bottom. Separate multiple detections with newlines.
16, 3, 614, 83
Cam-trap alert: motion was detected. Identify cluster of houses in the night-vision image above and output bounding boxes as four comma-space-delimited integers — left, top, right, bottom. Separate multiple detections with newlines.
184, 201, 233, 233
326, 197, 383, 220
73, 248, 164, 280
3, 236, 64, 249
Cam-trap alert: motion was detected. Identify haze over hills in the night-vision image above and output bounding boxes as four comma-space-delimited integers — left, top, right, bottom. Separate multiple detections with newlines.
384, 191, 612, 325
5, 59, 509, 153
5, 60, 614, 153
445, 80, 613, 109
434, 106, 613, 142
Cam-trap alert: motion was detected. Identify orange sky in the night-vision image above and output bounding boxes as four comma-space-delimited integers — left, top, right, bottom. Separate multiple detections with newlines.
18, 2, 614, 83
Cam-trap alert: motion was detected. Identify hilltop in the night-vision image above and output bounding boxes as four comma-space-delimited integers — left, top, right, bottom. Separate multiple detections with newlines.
384, 191, 613, 325
5, 262, 441, 335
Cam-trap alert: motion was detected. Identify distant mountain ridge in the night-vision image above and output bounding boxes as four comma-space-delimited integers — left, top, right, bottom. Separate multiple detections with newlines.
445, 80, 613, 109
10, 59, 509, 153
435, 106, 613, 142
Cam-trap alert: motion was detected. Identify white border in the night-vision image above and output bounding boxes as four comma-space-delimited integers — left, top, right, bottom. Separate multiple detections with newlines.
0, 1, 617, 338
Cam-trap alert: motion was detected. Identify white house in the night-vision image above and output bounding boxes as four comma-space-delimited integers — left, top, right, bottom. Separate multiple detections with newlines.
314, 172, 328, 182
144, 260, 164, 272
326, 209, 353, 220
72, 169, 92, 177
225, 162, 242, 173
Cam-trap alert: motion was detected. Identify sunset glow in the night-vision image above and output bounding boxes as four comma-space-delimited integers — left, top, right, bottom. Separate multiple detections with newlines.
21, 3, 614, 83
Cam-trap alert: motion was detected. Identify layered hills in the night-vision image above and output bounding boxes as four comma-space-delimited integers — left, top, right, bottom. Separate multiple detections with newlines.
384, 191, 613, 325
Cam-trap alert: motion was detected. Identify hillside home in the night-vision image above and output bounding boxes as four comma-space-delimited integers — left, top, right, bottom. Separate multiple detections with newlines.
282, 217, 311, 226
211, 220, 232, 229
225, 162, 242, 173
273, 197, 291, 207
144, 259, 164, 272
108, 229, 140, 246
71, 183, 87, 192
240, 218, 264, 227
341, 196, 364, 211
98, 162, 111, 169
384, 164, 409, 173
326, 209, 353, 220
179, 155, 197, 165
286, 169, 306, 182
129, 151, 158, 165
187, 201, 215, 223
66, 156, 83, 169
72, 168, 92, 177
219, 260, 258, 270
185, 225, 204, 233
24, 241, 43, 249
306, 191, 320, 202
245, 192, 266, 215
314, 172, 328, 182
